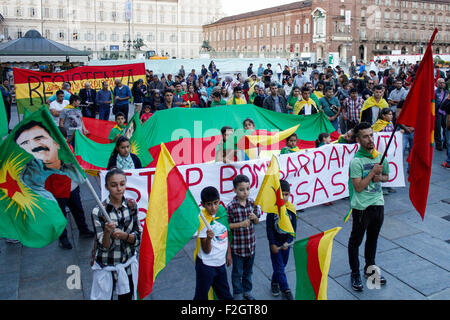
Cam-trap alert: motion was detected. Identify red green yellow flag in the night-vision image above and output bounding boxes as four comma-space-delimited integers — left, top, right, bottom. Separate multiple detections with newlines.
293, 227, 341, 300
0, 106, 86, 247
255, 155, 296, 236
137, 143, 200, 299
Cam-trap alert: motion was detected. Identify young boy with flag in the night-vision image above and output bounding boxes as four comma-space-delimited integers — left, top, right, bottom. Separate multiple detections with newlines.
193, 186, 233, 300
266, 180, 297, 300
226, 175, 261, 300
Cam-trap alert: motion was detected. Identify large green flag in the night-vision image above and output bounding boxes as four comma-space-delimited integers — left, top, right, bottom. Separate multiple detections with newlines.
0, 106, 86, 247
74, 112, 152, 169
75, 104, 338, 169
0, 96, 8, 137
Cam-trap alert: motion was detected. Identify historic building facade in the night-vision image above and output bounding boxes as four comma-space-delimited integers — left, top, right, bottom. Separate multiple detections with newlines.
0, 0, 223, 59
203, 0, 450, 63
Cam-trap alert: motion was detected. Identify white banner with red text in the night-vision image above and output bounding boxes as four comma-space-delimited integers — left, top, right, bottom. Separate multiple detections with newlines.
99, 132, 405, 226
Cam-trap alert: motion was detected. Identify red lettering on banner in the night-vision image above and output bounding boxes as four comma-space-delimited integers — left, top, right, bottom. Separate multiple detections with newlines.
312, 178, 329, 202
331, 171, 346, 196
388, 161, 398, 182
342, 144, 358, 167
328, 146, 341, 170
240, 164, 256, 188
285, 157, 298, 179
220, 165, 237, 194
297, 154, 311, 175
313, 151, 326, 173
295, 181, 310, 206
279, 169, 286, 180
252, 163, 267, 188
186, 167, 203, 188
125, 187, 141, 202
139, 170, 155, 196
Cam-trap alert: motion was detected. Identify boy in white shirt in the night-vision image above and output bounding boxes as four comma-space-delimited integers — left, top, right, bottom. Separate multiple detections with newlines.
49, 90, 69, 124
193, 187, 233, 300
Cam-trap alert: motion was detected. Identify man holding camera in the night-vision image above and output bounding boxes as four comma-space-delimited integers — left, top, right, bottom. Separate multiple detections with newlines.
319, 86, 342, 131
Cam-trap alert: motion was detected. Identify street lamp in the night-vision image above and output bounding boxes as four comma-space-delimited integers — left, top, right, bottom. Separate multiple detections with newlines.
123, 39, 137, 59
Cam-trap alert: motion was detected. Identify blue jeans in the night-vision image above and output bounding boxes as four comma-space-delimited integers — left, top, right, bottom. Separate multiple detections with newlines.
193, 257, 233, 300
330, 118, 339, 131
231, 253, 255, 296
403, 131, 414, 155
98, 106, 111, 121
270, 246, 291, 291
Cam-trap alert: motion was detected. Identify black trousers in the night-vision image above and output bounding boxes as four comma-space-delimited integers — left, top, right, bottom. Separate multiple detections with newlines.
194, 257, 233, 300
112, 274, 134, 300
348, 205, 384, 274
57, 187, 90, 241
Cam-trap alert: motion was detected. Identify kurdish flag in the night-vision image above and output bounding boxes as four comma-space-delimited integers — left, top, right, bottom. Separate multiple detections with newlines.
75, 105, 340, 169
74, 113, 152, 170
13, 63, 146, 114
293, 227, 341, 300
225, 125, 300, 160
137, 143, 200, 299
255, 155, 296, 236
0, 106, 86, 247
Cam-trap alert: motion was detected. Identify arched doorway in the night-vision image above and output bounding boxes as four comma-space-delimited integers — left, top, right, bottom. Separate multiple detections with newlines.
359, 45, 365, 62
316, 46, 324, 60
401, 46, 407, 54
338, 44, 346, 63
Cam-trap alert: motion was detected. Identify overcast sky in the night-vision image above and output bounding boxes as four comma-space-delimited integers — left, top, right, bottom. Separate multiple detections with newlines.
222, 0, 296, 16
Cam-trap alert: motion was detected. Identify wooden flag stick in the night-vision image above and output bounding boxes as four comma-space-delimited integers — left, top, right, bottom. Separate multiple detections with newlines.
198, 209, 212, 231
84, 177, 112, 223
379, 122, 400, 165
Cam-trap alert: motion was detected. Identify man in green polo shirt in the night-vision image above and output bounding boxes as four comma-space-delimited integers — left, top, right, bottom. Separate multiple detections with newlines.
108, 112, 126, 142
348, 122, 389, 292
211, 91, 226, 107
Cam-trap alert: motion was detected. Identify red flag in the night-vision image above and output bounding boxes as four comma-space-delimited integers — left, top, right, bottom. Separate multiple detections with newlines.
396, 28, 437, 220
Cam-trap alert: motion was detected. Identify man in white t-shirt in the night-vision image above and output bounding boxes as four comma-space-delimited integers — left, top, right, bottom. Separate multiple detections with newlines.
49, 90, 69, 124
194, 187, 233, 300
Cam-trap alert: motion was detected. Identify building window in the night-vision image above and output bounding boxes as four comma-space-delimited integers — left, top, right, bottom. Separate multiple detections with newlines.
72, 32, 78, 40
17, 30, 23, 38
59, 31, 65, 40
57, 8, 64, 19
29, 8, 37, 17
304, 19, 310, 33
44, 30, 51, 39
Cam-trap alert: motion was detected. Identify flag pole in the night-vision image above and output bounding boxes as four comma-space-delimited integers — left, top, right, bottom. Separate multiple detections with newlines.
84, 177, 112, 223
378, 122, 400, 165
198, 210, 212, 231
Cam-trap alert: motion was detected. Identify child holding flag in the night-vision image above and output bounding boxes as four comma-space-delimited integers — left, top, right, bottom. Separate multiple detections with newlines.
266, 180, 297, 300
227, 175, 261, 300
193, 186, 233, 300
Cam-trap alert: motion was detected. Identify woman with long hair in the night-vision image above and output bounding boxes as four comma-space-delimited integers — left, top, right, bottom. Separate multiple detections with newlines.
107, 136, 142, 170
90, 168, 141, 300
